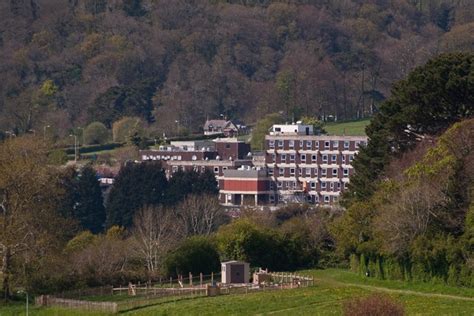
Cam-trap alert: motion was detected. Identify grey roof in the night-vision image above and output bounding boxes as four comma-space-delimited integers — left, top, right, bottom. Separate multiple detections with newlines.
204, 120, 238, 131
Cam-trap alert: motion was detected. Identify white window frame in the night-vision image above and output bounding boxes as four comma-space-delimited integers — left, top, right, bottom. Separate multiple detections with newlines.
279, 168, 284, 175
281, 154, 286, 162
332, 168, 338, 176
301, 154, 306, 162
289, 140, 294, 148
290, 154, 295, 162
306, 168, 311, 176
332, 140, 338, 148
321, 181, 327, 189
325, 141, 330, 148
278, 140, 284, 148
332, 155, 337, 163
268, 168, 274, 175
322, 154, 328, 163
306, 140, 312, 149
321, 168, 327, 176
343, 169, 349, 177
344, 141, 349, 149
311, 181, 316, 189
269, 140, 275, 148
214, 167, 219, 173
312, 154, 317, 162
290, 168, 295, 175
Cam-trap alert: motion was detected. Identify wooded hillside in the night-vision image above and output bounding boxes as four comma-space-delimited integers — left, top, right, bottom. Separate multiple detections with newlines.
0, 0, 473, 137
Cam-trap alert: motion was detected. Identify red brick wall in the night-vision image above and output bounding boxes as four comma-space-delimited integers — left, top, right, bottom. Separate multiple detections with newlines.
224, 179, 268, 191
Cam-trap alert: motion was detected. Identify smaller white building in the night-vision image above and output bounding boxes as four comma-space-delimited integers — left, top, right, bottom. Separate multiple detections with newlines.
221, 261, 250, 284
270, 122, 313, 136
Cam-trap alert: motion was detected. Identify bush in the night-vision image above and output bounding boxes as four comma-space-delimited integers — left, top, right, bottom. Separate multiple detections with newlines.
343, 293, 405, 316
84, 122, 109, 145
48, 149, 68, 165
63, 142, 123, 155
164, 236, 220, 278
112, 117, 145, 143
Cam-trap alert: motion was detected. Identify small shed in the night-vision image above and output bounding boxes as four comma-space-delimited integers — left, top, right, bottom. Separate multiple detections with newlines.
221, 261, 250, 284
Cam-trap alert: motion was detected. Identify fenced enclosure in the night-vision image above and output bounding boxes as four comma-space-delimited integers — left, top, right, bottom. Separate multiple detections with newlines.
35, 271, 314, 313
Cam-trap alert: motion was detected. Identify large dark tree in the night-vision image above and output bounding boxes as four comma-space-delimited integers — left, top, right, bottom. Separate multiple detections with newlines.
345, 53, 474, 205
165, 169, 218, 206
106, 161, 167, 228
74, 165, 106, 234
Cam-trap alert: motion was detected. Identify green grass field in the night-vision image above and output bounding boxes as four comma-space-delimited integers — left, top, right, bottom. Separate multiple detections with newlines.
2, 268, 474, 315
324, 119, 370, 136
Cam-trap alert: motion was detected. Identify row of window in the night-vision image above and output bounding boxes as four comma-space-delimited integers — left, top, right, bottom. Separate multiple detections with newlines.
268, 139, 366, 150
170, 165, 229, 174
269, 167, 350, 177
269, 194, 338, 204
270, 153, 354, 163
270, 180, 348, 191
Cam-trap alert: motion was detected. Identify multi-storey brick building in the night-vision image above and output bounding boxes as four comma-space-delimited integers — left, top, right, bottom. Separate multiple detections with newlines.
219, 123, 367, 206
140, 138, 252, 181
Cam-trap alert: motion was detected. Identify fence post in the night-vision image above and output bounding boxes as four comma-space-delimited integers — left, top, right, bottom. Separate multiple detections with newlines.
200, 273, 203, 288
189, 272, 193, 287
211, 272, 214, 284
170, 277, 172, 288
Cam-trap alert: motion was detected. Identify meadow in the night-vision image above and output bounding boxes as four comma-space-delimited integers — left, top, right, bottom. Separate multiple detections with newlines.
1, 268, 473, 315
324, 119, 370, 136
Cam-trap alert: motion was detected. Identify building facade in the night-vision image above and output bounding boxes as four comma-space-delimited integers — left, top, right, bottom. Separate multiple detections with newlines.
219, 123, 367, 207
140, 138, 252, 181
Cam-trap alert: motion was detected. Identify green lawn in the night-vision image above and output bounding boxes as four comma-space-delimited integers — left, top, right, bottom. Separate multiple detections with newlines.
324, 119, 370, 136
1, 269, 473, 315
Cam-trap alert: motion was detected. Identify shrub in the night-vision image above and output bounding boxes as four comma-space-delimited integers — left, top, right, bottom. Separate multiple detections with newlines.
84, 122, 109, 145
48, 149, 68, 165
164, 236, 220, 278
112, 117, 144, 143
343, 293, 405, 316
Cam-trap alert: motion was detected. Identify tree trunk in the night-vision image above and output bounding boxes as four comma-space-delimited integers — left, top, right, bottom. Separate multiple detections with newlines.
2, 247, 11, 300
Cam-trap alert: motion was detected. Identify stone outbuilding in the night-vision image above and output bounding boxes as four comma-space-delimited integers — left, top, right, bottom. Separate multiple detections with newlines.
221, 260, 250, 284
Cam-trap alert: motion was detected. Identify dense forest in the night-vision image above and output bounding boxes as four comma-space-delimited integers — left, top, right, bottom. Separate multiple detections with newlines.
1, 0, 473, 138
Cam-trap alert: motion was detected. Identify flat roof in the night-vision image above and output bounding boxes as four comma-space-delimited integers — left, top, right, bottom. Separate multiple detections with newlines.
265, 135, 367, 141
213, 137, 245, 143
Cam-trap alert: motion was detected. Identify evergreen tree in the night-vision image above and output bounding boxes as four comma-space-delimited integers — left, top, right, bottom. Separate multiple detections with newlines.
345, 53, 474, 205
106, 161, 167, 228
196, 168, 219, 195
165, 169, 218, 206
165, 170, 197, 205
74, 165, 106, 233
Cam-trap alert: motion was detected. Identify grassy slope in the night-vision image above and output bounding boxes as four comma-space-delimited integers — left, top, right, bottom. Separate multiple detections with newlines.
2, 268, 473, 315
324, 119, 370, 136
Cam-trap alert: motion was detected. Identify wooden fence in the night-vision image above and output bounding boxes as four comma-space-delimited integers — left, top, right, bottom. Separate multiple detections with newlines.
36, 272, 314, 313
35, 295, 118, 313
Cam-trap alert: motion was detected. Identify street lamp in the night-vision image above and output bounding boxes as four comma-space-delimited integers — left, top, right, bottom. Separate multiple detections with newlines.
69, 134, 78, 163
175, 120, 180, 136
43, 125, 50, 141
16, 290, 28, 316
